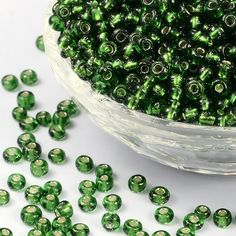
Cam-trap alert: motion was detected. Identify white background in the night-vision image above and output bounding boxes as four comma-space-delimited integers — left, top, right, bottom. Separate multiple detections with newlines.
0, 1, 236, 235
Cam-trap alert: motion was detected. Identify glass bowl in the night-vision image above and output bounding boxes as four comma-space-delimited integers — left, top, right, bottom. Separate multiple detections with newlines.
44, 0, 236, 175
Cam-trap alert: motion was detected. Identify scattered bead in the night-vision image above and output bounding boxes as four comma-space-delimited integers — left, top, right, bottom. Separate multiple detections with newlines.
0, 228, 13, 236
40, 194, 59, 212
57, 99, 78, 117
78, 195, 97, 212
152, 230, 170, 236
44, 180, 62, 196
103, 194, 122, 212
149, 186, 170, 205
70, 223, 90, 236
7, 173, 26, 191
75, 155, 94, 173
3, 147, 23, 164
36, 111, 52, 127
48, 148, 66, 164
176, 227, 195, 236
1, 74, 19, 91
12, 106, 27, 121
25, 185, 44, 204
20, 69, 38, 85
21, 205, 42, 226
101, 212, 121, 231
154, 207, 174, 224
213, 208, 232, 228
194, 205, 211, 220
128, 175, 147, 193
49, 124, 66, 140
36, 35, 45, 52
28, 229, 44, 236
96, 174, 113, 192
95, 164, 113, 177
183, 213, 204, 231
52, 111, 70, 127
0, 189, 10, 206
79, 180, 96, 195
46, 230, 66, 236
17, 132, 36, 148
55, 200, 73, 218
35, 217, 51, 234
19, 116, 38, 132
123, 219, 142, 235
22, 142, 42, 161
52, 216, 72, 233
17, 90, 35, 110
30, 159, 49, 177
133, 231, 149, 236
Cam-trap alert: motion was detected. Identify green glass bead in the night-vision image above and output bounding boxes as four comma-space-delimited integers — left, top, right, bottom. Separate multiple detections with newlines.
48, 148, 66, 164
101, 212, 121, 231
176, 227, 195, 236
183, 213, 204, 231
95, 164, 113, 177
199, 113, 216, 126
52, 216, 72, 233
71, 223, 90, 236
30, 159, 49, 177
12, 106, 27, 121
17, 91, 35, 110
40, 194, 59, 212
128, 175, 147, 193
57, 99, 78, 117
78, 195, 97, 212
21, 205, 42, 226
35, 217, 51, 234
52, 111, 70, 127
149, 186, 170, 205
1, 74, 19, 91
3, 147, 23, 163
25, 185, 44, 204
152, 230, 170, 236
22, 142, 42, 161
194, 205, 211, 220
55, 200, 73, 218
19, 116, 38, 132
36, 111, 52, 127
96, 174, 113, 192
7, 173, 26, 191
36, 35, 45, 52
76, 155, 94, 173
79, 180, 96, 195
0, 228, 13, 236
49, 15, 65, 31
154, 207, 174, 224
20, 69, 38, 85
123, 219, 143, 235
213, 208, 232, 228
46, 230, 66, 236
103, 194, 122, 211
44, 181, 62, 196
132, 231, 149, 236
28, 229, 44, 236
0, 189, 10, 206
49, 124, 66, 140
17, 132, 36, 148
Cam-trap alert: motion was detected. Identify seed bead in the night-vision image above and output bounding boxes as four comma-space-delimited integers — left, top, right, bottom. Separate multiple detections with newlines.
27, 229, 44, 236
0, 228, 13, 236
176, 227, 195, 236
154, 207, 174, 224
152, 230, 170, 236
19, 116, 38, 132
70, 223, 90, 236
0, 189, 10, 206
133, 231, 149, 236
96, 174, 113, 192
17, 132, 36, 148
35, 217, 51, 234
103, 194, 122, 211
79, 180, 96, 195
49, 124, 66, 140
194, 205, 211, 220
1, 74, 19, 91
22, 142, 42, 161
52, 216, 72, 233
7, 173, 26, 191
36, 111, 52, 127
3, 147, 23, 164
101, 212, 121, 231
149, 186, 170, 205
40, 194, 59, 212
17, 90, 35, 110
12, 106, 27, 121
48, 148, 66, 164
123, 219, 143, 235
30, 159, 49, 177
21, 205, 42, 226
75, 155, 94, 173
55, 200, 73, 218
78, 195, 97, 212
20, 69, 38, 85
128, 175, 147, 193
36, 35, 45, 52
46, 230, 66, 236
44, 181, 62, 196
52, 111, 70, 127
183, 213, 204, 231
95, 164, 113, 177
57, 99, 78, 116
213, 208, 232, 228
25, 185, 44, 204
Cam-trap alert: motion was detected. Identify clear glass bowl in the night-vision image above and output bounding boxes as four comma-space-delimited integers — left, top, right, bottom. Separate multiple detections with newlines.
44, 0, 236, 175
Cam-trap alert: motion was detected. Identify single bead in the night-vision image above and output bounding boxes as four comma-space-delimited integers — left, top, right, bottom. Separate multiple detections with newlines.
52, 216, 72, 233
20, 69, 38, 85
0, 189, 10, 206
0, 228, 13, 236
55, 200, 73, 218
36, 35, 45, 52
52, 111, 70, 127
57, 100, 78, 117
149, 186, 170, 205
21, 205, 42, 226
36, 111, 52, 127
75, 155, 94, 173
1, 74, 19, 91
154, 207, 174, 224
44, 181, 62, 196
79, 180, 96, 195
30, 159, 49, 177
70, 223, 90, 236
128, 175, 147, 193
213, 208, 232, 228
40, 194, 59, 212
152, 230, 170, 236
78, 195, 97, 212
3, 147, 23, 164
49, 15, 65, 31
12, 106, 27, 121
49, 124, 66, 140
25, 185, 44, 204
35, 217, 51, 234
46, 230, 66, 236
7, 173, 26, 191
48, 148, 66, 164
194, 205, 211, 220
17, 132, 36, 148
176, 227, 195, 236
133, 231, 149, 236
123, 219, 142, 235
22, 142, 42, 161
183, 213, 204, 231
101, 212, 121, 231
17, 91, 35, 110
28, 229, 44, 236
96, 174, 113, 192
95, 164, 113, 177
103, 194, 122, 211
19, 116, 38, 132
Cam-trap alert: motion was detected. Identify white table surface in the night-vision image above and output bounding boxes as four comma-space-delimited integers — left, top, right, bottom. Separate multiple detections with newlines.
0, 1, 236, 235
